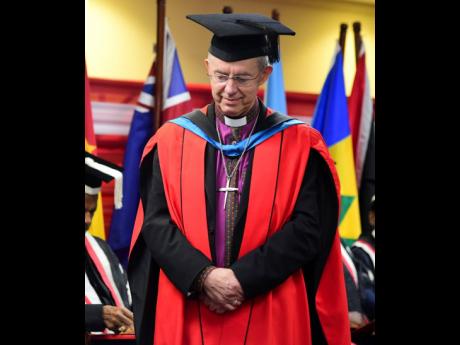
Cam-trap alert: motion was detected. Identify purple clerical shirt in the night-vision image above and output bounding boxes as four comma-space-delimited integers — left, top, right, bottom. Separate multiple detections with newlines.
214, 115, 257, 267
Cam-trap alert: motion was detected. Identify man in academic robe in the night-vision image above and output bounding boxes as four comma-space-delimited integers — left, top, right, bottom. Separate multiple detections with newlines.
341, 239, 368, 330
85, 152, 134, 334
128, 13, 350, 345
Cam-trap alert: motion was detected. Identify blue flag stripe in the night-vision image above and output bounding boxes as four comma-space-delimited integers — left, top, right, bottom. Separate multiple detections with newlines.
168, 51, 188, 98
264, 59, 287, 114
311, 50, 351, 147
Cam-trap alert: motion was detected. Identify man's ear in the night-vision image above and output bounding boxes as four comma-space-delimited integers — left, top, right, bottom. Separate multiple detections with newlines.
204, 58, 209, 73
259, 65, 273, 85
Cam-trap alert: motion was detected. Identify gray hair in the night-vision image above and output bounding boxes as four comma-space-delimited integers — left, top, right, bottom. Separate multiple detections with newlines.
256, 56, 270, 71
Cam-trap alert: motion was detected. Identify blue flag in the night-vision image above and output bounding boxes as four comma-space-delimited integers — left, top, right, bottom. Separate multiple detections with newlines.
264, 57, 287, 114
311, 46, 350, 146
108, 22, 192, 267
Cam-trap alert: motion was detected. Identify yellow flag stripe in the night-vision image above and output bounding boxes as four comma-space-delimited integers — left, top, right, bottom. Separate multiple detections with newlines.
85, 138, 97, 154
329, 136, 361, 239
88, 192, 106, 240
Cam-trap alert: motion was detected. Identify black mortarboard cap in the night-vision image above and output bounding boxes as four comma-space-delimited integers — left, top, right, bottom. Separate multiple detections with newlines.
186, 13, 295, 63
85, 151, 124, 209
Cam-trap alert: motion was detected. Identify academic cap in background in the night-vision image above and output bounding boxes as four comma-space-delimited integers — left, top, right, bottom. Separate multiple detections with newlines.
85, 151, 123, 209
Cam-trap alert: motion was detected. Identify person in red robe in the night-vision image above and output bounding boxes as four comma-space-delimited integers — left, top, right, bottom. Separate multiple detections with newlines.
128, 13, 351, 345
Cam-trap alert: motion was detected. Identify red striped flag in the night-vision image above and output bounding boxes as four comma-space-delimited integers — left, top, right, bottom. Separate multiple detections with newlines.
85, 63, 97, 154
108, 21, 193, 266
348, 43, 373, 187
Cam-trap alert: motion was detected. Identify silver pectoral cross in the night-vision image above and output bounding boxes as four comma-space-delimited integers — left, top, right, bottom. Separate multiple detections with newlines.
218, 178, 239, 210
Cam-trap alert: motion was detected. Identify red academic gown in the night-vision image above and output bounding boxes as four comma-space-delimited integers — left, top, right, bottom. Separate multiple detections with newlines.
128, 102, 350, 345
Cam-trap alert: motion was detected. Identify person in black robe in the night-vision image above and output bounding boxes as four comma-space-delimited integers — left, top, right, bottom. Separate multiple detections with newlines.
352, 196, 375, 322
85, 152, 134, 334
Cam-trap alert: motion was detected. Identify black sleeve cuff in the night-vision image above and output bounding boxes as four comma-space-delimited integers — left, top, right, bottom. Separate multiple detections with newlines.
85, 304, 105, 332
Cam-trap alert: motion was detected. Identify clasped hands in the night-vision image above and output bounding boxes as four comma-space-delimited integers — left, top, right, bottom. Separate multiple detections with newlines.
102, 305, 135, 334
200, 267, 244, 314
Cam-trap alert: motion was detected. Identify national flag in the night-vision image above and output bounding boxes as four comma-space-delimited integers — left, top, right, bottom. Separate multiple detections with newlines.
312, 44, 361, 240
348, 43, 373, 188
348, 42, 375, 233
108, 21, 193, 266
358, 119, 375, 233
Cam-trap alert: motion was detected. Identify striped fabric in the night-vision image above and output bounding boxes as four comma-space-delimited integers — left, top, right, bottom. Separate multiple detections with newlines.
312, 44, 362, 240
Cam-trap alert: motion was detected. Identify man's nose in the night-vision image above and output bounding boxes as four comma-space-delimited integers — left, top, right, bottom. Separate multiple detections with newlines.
224, 78, 238, 94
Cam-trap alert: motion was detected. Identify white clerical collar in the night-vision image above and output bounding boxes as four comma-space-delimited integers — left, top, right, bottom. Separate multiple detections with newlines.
224, 115, 247, 128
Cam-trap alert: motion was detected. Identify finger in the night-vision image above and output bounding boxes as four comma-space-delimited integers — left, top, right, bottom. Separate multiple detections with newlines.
211, 303, 228, 314
222, 285, 243, 296
214, 300, 237, 311
204, 298, 231, 312
105, 321, 117, 330
120, 307, 134, 320
223, 296, 243, 308
233, 287, 244, 296
227, 286, 244, 299
232, 299, 242, 307
116, 312, 133, 327
220, 294, 241, 305
223, 303, 236, 311
207, 291, 229, 305
106, 315, 118, 328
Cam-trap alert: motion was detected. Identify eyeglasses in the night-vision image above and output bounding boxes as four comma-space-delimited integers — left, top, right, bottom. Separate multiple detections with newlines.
208, 73, 260, 87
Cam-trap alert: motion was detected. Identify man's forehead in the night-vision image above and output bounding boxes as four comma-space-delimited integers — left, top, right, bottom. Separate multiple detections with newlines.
208, 54, 259, 72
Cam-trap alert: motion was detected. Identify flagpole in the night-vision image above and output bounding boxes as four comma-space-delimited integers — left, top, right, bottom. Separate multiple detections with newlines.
353, 22, 362, 66
154, 0, 166, 131
222, 5, 233, 13
339, 23, 348, 56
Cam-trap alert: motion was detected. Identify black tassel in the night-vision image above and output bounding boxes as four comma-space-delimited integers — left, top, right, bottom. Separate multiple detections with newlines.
266, 34, 280, 64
